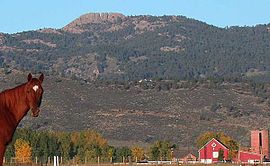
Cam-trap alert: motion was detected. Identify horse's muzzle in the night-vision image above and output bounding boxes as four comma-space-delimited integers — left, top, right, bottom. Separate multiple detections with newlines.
31, 108, 40, 117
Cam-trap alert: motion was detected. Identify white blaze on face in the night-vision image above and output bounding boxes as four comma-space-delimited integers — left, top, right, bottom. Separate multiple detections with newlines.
33, 85, 39, 92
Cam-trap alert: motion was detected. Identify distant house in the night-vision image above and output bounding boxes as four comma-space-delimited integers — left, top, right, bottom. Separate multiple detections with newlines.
180, 153, 197, 163
198, 138, 229, 164
173, 148, 198, 163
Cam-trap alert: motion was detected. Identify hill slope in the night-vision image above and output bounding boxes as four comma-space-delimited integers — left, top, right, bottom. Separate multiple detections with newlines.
1, 71, 269, 148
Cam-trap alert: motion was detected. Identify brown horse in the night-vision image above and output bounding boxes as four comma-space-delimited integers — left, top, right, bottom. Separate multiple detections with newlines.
0, 73, 44, 166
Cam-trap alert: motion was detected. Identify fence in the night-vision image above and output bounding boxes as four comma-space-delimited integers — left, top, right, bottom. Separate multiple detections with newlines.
3, 156, 137, 165
3, 156, 184, 166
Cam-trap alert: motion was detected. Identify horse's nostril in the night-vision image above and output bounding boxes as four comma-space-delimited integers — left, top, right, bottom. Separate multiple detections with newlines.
32, 113, 39, 117
31, 108, 40, 117
32, 111, 39, 117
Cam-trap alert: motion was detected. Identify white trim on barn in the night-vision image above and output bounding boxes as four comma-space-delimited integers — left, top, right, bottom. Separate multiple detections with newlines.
198, 138, 229, 152
200, 159, 212, 164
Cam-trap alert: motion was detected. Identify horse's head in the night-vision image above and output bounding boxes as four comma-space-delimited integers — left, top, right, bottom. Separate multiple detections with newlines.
25, 73, 44, 117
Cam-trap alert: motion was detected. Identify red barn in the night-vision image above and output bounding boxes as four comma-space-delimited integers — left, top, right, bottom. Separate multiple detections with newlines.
238, 151, 262, 164
198, 138, 229, 163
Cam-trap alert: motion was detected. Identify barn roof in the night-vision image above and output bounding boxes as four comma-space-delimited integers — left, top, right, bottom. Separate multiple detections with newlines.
198, 138, 229, 152
180, 153, 197, 159
239, 150, 262, 155
174, 148, 198, 158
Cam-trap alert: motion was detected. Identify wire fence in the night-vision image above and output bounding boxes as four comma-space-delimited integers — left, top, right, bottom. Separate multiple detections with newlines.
3, 156, 187, 166
3, 156, 111, 165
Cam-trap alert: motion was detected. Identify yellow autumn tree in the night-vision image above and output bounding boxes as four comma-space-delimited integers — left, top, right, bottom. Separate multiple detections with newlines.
14, 138, 32, 163
131, 146, 144, 162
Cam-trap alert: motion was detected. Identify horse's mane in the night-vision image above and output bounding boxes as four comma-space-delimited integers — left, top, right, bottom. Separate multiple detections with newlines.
1, 83, 27, 94
0, 83, 27, 111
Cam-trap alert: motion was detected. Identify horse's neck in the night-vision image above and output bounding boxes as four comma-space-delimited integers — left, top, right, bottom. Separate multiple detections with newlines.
1, 84, 30, 124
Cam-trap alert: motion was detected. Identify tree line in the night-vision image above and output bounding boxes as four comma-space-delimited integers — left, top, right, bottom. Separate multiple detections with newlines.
4, 128, 176, 164
5, 128, 240, 164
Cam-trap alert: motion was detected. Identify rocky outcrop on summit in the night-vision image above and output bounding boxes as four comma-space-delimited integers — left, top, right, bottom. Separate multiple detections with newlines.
38, 28, 62, 35
63, 13, 126, 33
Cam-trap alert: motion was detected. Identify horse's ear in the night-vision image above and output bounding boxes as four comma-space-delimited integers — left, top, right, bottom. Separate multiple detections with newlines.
27, 73, 32, 82
39, 73, 44, 83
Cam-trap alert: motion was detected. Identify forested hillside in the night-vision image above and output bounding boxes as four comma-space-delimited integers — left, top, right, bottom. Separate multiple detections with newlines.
1, 13, 270, 82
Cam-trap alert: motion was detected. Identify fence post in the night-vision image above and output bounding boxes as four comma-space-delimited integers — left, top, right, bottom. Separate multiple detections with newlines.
54, 156, 56, 166
98, 156, 100, 166
53, 156, 60, 166
123, 156, 125, 164
3, 157, 5, 164
36, 156, 38, 164
48, 157, 50, 165
110, 157, 113, 163
128, 156, 132, 166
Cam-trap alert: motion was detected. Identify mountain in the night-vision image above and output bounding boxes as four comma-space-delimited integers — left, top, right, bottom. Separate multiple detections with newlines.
0, 13, 270, 148
1, 13, 270, 82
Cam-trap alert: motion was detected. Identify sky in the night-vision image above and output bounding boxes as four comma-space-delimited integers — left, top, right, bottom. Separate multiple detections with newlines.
0, 0, 270, 34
